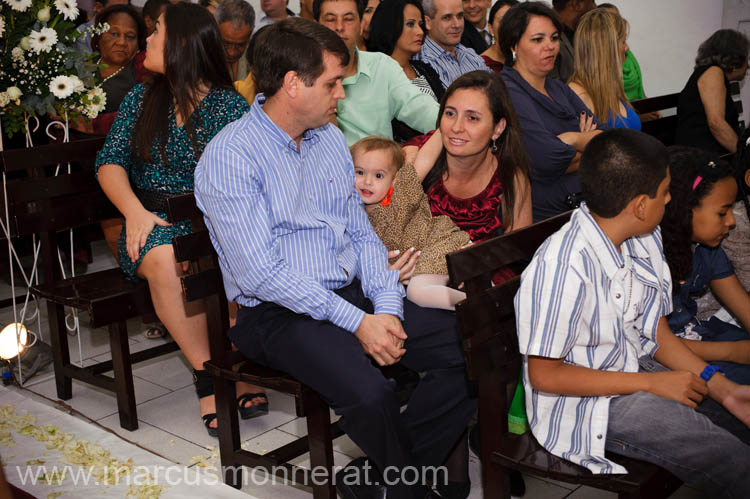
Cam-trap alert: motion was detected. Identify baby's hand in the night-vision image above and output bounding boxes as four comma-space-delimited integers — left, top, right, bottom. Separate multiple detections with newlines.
388, 248, 420, 285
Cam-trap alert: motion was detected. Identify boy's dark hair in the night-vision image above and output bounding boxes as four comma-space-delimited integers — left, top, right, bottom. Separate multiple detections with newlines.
498, 2, 563, 68
252, 17, 349, 97
579, 129, 668, 218
313, 0, 365, 21
662, 146, 735, 290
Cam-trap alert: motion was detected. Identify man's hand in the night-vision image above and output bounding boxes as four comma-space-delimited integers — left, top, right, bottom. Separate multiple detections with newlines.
646, 371, 708, 409
722, 384, 750, 426
355, 314, 407, 366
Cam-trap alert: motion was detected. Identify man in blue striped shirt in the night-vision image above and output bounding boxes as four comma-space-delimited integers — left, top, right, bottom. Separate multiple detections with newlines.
195, 18, 476, 499
416, 0, 491, 90
515, 129, 750, 495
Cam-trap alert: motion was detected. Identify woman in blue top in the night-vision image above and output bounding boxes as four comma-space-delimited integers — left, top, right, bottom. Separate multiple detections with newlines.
568, 9, 641, 131
499, 2, 604, 222
95, 3, 261, 436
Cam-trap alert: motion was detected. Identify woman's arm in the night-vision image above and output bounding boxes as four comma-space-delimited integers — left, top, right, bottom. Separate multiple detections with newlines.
710, 274, 750, 332
97, 164, 169, 262
697, 66, 739, 153
506, 169, 532, 232
679, 338, 750, 364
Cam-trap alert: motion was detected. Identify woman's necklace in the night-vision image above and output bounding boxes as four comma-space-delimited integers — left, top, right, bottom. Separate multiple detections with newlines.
99, 59, 126, 84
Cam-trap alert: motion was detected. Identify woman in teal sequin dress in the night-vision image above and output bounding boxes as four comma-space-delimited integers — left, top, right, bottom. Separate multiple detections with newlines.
95, 3, 262, 436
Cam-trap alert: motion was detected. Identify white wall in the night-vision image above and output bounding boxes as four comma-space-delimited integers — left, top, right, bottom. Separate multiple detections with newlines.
614, 0, 724, 98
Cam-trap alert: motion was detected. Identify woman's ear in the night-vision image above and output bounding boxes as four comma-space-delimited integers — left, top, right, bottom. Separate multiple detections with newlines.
493, 118, 507, 141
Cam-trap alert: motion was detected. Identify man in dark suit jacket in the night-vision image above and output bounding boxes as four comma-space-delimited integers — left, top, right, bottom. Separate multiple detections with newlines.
459, 0, 491, 54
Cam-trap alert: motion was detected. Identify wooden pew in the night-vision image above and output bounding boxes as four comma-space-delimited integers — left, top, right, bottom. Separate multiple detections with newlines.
0, 138, 179, 430
447, 212, 682, 498
631, 93, 679, 146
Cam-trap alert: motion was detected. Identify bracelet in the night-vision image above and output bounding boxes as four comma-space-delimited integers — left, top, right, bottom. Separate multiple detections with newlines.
699, 364, 722, 382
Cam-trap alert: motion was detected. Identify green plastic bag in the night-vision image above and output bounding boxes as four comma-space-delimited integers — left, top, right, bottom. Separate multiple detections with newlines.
508, 374, 529, 435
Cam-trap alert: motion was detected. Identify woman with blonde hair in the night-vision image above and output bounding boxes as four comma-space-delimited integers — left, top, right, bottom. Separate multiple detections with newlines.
568, 9, 640, 130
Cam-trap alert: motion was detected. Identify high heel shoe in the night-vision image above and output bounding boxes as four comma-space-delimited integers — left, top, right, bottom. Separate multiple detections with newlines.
236, 392, 269, 419
193, 369, 218, 437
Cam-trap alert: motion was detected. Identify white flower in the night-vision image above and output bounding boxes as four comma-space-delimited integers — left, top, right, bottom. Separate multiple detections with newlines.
82, 86, 106, 118
49, 75, 76, 99
11, 47, 24, 61
0, 16, 5, 38
54, 0, 79, 22
69, 75, 84, 93
28, 27, 58, 53
6, 87, 22, 101
4, 0, 33, 13
0, 93, 9, 108
37, 6, 51, 22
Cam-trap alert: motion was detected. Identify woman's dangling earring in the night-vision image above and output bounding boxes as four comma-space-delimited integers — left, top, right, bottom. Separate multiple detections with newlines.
491, 137, 498, 153
512, 51, 517, 62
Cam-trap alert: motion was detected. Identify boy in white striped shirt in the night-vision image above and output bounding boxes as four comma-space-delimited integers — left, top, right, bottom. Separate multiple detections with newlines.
515, 129, 750, 496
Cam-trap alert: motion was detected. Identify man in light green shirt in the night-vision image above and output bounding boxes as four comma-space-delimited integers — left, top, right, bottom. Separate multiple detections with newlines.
316, 0, 439, 145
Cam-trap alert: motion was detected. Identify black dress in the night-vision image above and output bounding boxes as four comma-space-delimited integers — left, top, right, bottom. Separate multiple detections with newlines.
676, 65, 740, 154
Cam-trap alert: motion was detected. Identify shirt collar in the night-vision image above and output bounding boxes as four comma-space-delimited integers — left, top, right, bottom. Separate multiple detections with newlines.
576, 203, 662, 287
251, 93, 321, 152
343, 48, 373, 86
423, 36, 461, 59
576, 203, 625, 279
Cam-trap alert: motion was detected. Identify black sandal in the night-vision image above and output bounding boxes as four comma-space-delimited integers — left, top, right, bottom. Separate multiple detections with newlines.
236, 392, 269, 420
193, 369, 217, 437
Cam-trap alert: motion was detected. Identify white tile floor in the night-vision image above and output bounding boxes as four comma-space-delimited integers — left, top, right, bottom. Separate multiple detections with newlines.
0, 241, 704, 498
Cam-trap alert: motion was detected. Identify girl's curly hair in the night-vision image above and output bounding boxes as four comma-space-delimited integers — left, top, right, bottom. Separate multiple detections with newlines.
662, 146, 735, 292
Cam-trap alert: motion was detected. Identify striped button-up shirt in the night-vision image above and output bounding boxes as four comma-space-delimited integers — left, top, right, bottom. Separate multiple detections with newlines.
514, 204, 673, 474
415, 36, 491, 89
195, 95, 404, 334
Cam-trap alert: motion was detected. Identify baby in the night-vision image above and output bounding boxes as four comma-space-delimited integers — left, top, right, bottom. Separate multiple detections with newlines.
351, 135, 470, 310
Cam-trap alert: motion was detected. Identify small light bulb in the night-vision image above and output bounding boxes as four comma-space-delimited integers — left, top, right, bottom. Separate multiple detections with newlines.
0, 323, 28, 360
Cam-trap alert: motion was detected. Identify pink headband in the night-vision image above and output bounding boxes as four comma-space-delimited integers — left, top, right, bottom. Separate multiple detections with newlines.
692, 176, 703, 191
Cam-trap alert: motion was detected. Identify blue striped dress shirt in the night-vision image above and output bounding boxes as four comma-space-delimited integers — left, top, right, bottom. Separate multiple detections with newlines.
414, 36, 491, 89
514, 204, 673, 474
194, 94, 404, 334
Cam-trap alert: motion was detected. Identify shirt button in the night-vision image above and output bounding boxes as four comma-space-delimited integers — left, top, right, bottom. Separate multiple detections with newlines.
615, 293, 621, 299
597, 434, 603, 439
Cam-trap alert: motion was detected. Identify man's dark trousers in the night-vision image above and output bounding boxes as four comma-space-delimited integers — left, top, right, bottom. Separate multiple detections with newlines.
230, 280, 477, 499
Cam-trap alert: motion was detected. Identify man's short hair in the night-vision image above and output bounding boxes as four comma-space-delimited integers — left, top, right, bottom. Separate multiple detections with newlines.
216, 0, 256, 28
252, 17, 349, 97
579, 129, 669, 218
312, 0, 365, 21
422, 0, 437, 18
350, 136, 404, 173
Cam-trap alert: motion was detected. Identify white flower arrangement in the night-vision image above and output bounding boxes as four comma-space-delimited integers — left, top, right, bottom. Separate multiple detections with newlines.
53, 0, 77, 21
1, 0, 107, 137
28, 26, 57, 53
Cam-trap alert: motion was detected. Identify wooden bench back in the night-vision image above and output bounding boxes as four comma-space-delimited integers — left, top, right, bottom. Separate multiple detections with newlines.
447, 212, 571, 433
167, 193, 232, 361
0, 137, 118, 238
631, 93, 679, 146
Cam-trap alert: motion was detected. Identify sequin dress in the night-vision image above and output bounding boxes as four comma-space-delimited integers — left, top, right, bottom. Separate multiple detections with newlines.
95, 83, 250, 279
